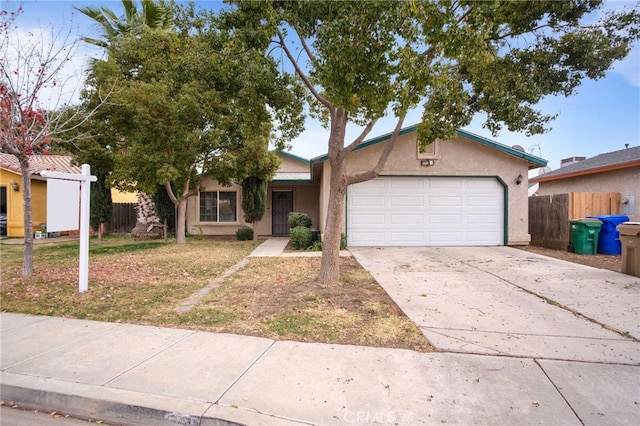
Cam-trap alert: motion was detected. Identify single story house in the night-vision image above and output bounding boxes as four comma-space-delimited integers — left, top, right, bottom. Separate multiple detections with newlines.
186, 124, 547, 246
0, 154, 81, 238
529, 146, 640, 221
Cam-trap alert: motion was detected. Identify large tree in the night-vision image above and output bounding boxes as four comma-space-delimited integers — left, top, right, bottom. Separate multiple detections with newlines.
76, 0, 174, 239
0, 7, 106, 276
87, 4, 303, 243
226, 0, 640, 285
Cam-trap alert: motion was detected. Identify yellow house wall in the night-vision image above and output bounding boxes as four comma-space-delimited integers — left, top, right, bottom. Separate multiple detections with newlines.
0, 169, 47, 238
318, 132, 532, 245
111, 188, 138, 203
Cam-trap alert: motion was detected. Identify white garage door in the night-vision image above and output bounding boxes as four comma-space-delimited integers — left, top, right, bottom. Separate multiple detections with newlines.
347, 177, 504, 246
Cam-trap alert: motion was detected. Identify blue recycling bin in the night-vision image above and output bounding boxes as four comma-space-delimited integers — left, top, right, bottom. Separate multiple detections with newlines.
587, 214, 629, 255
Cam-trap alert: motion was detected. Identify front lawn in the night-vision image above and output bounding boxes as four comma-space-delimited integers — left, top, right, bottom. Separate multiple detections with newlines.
0, 236, 431, 352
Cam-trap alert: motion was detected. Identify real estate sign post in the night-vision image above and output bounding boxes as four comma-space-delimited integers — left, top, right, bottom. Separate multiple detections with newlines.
41, 164, 97, 293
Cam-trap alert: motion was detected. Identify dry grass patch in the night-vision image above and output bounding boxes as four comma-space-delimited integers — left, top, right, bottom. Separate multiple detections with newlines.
0, 237, 259, 323
1, 237, 432, 352
174, 257, 432, 352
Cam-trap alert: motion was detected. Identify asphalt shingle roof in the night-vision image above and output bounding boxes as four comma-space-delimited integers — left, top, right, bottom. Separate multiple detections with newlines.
0, 154, 81, 177
533, 146, 640, 181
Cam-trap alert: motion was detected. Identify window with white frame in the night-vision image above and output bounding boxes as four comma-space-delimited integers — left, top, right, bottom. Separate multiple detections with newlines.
199, 191, 237, 223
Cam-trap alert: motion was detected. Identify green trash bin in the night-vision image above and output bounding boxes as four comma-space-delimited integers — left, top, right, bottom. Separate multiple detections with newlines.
568, 219, 602, 254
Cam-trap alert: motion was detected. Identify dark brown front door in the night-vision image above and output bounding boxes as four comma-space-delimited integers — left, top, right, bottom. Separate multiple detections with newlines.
272, 190, 293, 236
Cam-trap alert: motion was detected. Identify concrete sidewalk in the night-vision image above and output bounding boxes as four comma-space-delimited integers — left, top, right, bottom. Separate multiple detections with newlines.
2, 312, 638, 426
1, 240, 639, 425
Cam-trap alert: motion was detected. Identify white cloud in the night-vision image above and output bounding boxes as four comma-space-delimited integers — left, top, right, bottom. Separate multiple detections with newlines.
3, 23, 94, 110
611, 43, 640, 87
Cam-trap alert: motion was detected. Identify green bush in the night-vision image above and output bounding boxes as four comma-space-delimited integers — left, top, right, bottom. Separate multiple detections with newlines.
290, 226, 313, 250
235, 226, 254, 241
288, 212, 312, 229
309, 240, 323, 251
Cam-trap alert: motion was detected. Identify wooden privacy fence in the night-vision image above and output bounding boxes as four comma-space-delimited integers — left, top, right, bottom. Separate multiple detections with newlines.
109, 202, 137, 234
529, 192, 621, 249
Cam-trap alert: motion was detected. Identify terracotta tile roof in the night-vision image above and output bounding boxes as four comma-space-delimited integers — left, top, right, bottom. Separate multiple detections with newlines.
0, 153, 81, 177
531, 146, 640, 183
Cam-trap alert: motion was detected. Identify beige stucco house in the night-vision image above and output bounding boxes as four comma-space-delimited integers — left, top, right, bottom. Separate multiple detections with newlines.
186, 124, 547, 246
529, 146, 640, 221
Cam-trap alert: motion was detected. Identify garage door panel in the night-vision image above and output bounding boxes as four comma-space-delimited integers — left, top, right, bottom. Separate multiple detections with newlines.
391, 179, 424, 190
429, 196, 462, 206
468, 214, 499, 224
430, 231, 464, 243
352, 195, 385, 207
391, 196, 424, 206
390, 232, 424, 243
467, 231, 500, 242
351, 213, 385, 225
467, 196, 499, 206
429, 214, 462, 224
429, 178, 463, 189
348, 177, 503, 247
350, 232, 386, 244
390, 214, 423, 225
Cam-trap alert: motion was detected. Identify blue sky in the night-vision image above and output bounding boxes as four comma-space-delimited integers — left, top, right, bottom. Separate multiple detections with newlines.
5, 0, 640, 173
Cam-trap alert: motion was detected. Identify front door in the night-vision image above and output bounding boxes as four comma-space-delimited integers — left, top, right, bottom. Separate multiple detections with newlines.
272, 190, 293, 236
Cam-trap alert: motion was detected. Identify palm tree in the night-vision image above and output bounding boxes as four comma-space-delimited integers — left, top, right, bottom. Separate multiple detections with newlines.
75, 0, 172, 48
76, 0, 174, 239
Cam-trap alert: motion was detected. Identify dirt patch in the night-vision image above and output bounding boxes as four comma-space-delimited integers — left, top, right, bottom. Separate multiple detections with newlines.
515, 245, 622, 273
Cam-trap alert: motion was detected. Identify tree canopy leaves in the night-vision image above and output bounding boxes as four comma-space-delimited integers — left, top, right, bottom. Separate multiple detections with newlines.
225, 0, 640, 284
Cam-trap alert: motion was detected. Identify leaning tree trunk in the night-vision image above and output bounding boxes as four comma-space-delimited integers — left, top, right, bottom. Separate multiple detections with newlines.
131, 192, 163, 240
19, 156, 34, 277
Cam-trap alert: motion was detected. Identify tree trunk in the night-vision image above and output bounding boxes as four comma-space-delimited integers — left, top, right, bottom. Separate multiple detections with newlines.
131, 192, 163, 239
175, 198, 187, 244
318, 108, 348, 286
19, 156, 34, 277
318, 167, 347, 285
252, 220, 258, 241
98, 222, 104, 241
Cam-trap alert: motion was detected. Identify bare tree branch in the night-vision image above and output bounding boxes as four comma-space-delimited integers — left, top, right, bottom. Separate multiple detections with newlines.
276, 27, 332, 109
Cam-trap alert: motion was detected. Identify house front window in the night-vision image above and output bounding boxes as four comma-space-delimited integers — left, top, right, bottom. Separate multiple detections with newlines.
199, 191, 237, 223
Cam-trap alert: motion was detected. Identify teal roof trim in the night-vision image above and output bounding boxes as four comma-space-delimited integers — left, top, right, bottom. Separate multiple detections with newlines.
310, 125, 547, 168
456, 129, 547, 167
275, 150, 310, 164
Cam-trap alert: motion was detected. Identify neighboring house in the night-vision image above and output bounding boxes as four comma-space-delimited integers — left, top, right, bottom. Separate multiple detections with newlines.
0, 154, 81, 238
529, 146, 640, 221
187, 124, 546, 246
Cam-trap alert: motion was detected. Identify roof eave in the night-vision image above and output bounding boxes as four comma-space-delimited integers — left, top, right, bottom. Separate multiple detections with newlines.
275, 150, 310, 164
310, 126, 548, 169
530, 160, 640, 183
455, 129, 547, 168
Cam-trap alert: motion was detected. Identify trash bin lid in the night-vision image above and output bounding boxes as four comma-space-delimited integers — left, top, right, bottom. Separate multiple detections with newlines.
587, 214, 630, 224
617, 222, 640, 236
569, 218, 602, 228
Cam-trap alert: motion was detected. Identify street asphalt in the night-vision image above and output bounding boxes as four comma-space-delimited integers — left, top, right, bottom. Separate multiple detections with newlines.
1, 240, 638, 425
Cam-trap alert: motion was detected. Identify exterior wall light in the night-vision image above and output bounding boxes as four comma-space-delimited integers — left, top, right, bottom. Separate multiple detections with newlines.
420, 159, 435, 167
516, 173, 523, 185
11, 180, 19, 191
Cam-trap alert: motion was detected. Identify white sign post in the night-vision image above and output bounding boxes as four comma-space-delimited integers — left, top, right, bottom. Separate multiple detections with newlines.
41, 164, 97, 293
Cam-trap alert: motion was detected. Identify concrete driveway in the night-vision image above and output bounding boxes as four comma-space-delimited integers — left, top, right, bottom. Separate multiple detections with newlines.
350, 246, 640, 364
